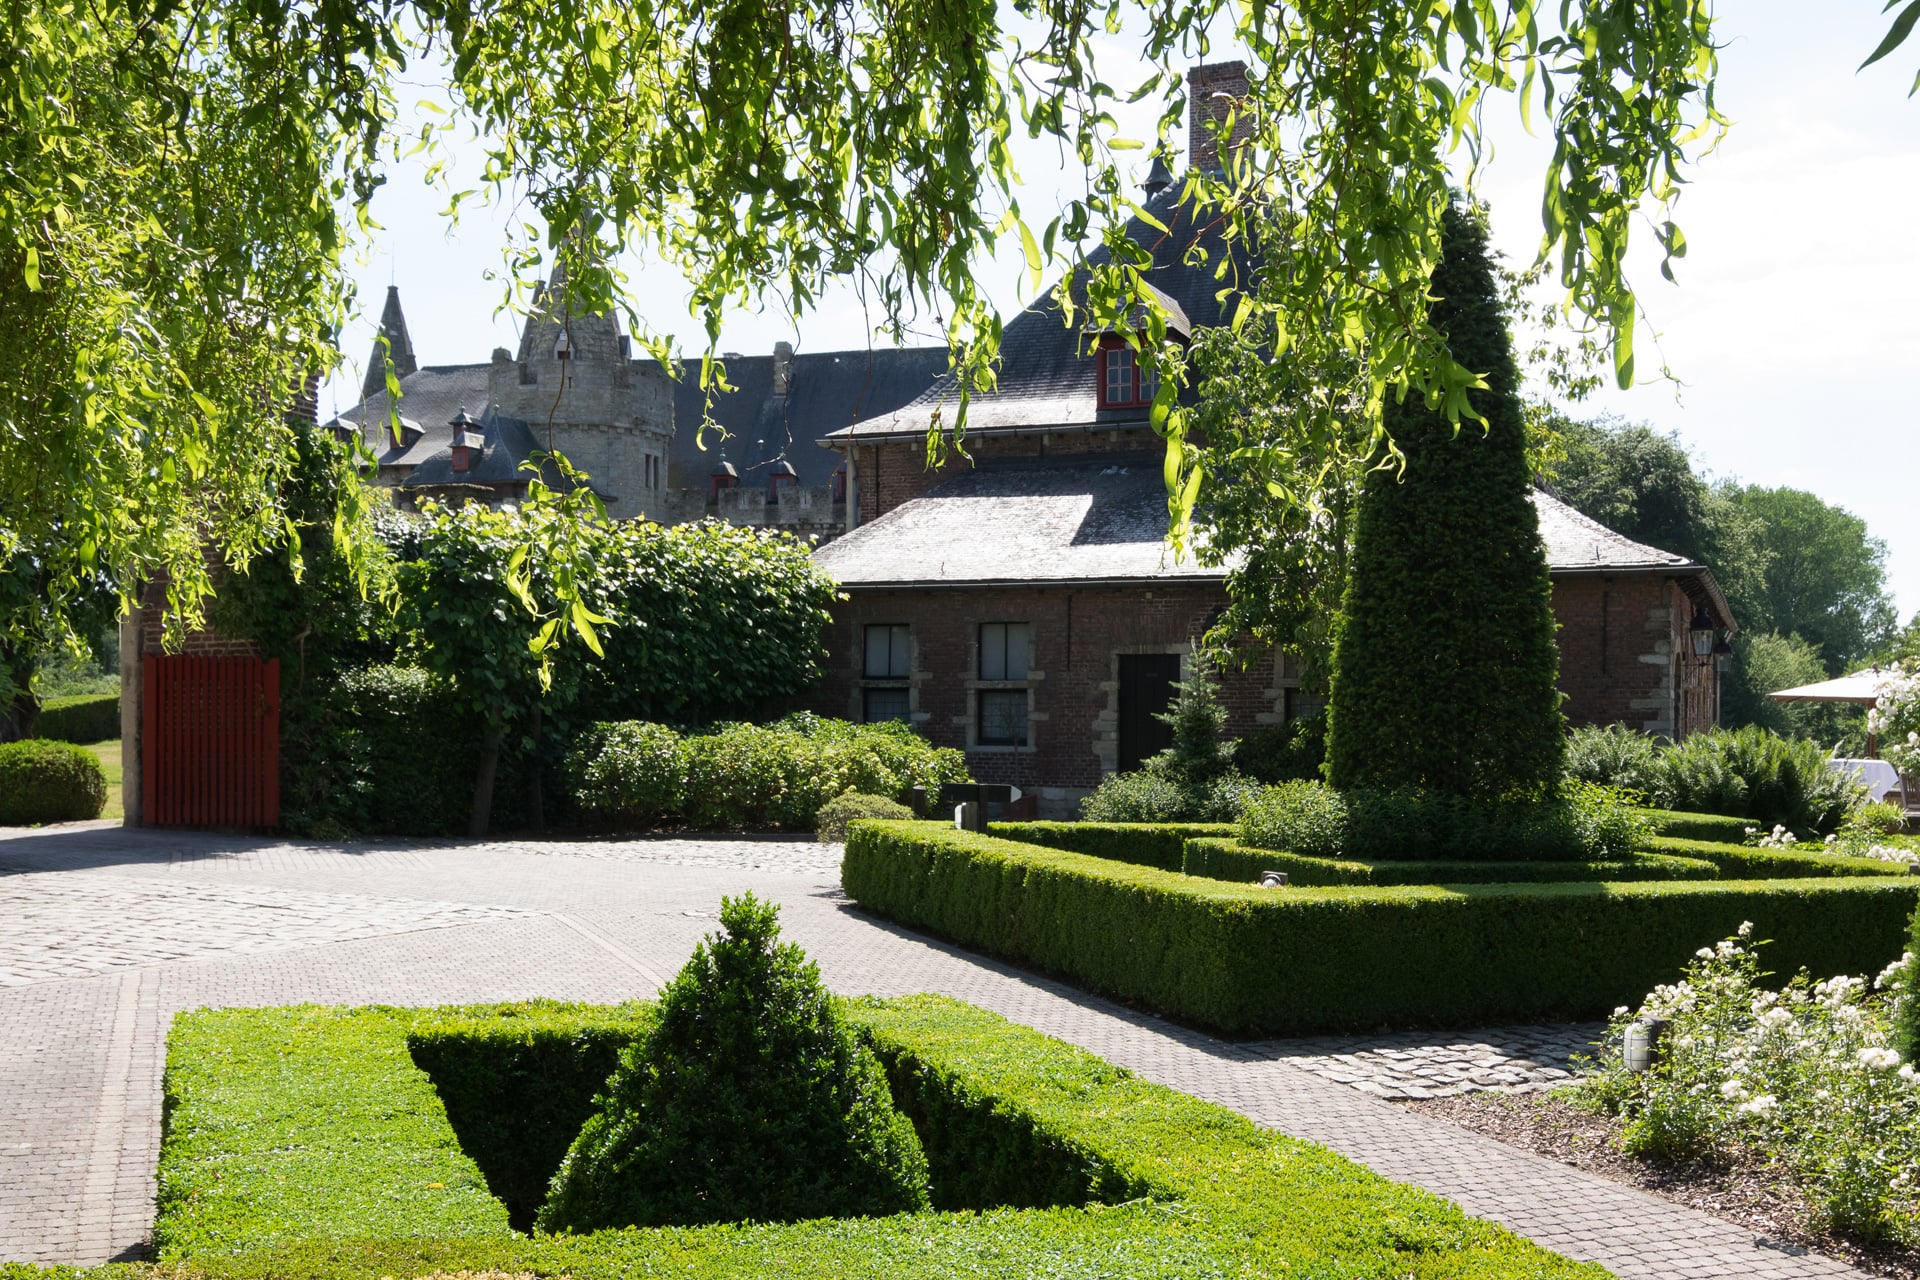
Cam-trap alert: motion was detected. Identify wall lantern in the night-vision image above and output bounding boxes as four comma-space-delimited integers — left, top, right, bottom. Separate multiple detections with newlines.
1688, 606, 1717, 660
1258, 870, 1289, 888
1623, 1017, 1668, 1073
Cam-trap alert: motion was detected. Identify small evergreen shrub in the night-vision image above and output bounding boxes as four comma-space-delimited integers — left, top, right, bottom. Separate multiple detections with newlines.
816, 791, 915, 843
0, 739, 107, 824
1564, 724, 1662, 796
565, 722, 687, 828
538, 893, 930, 1232
1079, 648, 1258, 823
1237, 780, 1648, 862
34, 692, 120, 744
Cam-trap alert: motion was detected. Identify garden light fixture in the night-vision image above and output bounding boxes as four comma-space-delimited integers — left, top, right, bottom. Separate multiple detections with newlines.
1623, 1017, 1668, 1073
1688, 606, 1716, 660
1258, 870, 1288, 888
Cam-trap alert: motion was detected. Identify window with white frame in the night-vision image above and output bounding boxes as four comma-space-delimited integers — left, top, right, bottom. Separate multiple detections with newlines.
1098, 344, 1158, 409
976, 622, 1031, 746
861, 623, 911, 723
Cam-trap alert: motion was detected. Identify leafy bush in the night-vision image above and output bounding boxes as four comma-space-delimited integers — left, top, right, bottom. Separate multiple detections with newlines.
1078, 770, 1190, 823
1579, 927, 1919, 1241
1655, 726, 1863, 836
843, 821, 1918, 1034
1564, 723, 1662, 795
560, 717, 968, 832
1896, 903, 1920, 1066
539, 894, 930, 1232
0, 739, 106, 824
565, 721, 687, 828
1236, 779, 1649, 862
816, 791, 915, 843
33, 692, 119, 744
1233, 711, 1325, 784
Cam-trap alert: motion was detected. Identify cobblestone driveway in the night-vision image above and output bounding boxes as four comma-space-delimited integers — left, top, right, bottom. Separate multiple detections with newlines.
0, 822, 1867, 1279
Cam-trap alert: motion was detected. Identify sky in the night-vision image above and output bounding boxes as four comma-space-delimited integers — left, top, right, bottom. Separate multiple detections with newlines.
323, 3, 1920, 625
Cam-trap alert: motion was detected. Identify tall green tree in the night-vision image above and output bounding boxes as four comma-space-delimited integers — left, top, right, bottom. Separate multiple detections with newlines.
3, 0, 1725, 655
1325, 198, 1564, 798
1724, 485, 1895, 674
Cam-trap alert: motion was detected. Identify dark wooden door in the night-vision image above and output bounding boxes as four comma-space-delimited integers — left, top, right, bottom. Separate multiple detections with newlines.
1117, 653, 1181, 773
143, 655, 280, 828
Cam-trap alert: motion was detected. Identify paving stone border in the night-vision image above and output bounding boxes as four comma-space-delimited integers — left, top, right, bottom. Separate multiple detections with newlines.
1254, 1023, 1608, 1099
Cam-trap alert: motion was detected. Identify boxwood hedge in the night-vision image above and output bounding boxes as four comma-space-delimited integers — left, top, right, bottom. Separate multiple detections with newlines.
34, 692, 120, 744
987, 820, 1234, 871
841, 821, 1918, 1035
137, 997, 1607, 1280
1180, 836, 1718, 886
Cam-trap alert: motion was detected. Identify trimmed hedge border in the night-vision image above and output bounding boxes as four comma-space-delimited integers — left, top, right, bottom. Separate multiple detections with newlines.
142, 998, 1602, 1280
1649, 835, 1916, 880
988, 820, 1233, 871
35, 693, 120, 744
842, 821, 1919, 1035
1641, 808, 1757, 844
1180, 836, 1717, 886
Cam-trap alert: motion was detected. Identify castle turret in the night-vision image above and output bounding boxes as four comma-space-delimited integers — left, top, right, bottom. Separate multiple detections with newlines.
361, 285, 418, 400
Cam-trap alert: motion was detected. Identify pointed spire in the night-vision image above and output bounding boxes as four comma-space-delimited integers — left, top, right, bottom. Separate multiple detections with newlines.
362, 285, 418, 400
1142, 154, 1173, 196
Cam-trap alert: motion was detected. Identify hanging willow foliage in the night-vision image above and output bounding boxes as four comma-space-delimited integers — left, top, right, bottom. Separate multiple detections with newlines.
2, 0, 1727, 657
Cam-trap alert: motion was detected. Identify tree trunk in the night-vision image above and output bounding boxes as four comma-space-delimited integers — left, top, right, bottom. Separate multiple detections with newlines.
470, 726, 503, 838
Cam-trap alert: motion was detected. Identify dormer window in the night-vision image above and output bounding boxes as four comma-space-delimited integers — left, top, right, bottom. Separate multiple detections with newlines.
1097, 342, 1158, 410
553, 331, 571, 361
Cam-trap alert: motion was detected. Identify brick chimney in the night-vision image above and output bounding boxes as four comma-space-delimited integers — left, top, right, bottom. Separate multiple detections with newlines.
1187, 61, 1252, 171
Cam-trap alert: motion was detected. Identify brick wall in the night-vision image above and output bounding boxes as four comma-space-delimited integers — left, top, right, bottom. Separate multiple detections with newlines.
1551, 574, 1719, 738
852, 427, 1161, 524
808, 582, 1289, 815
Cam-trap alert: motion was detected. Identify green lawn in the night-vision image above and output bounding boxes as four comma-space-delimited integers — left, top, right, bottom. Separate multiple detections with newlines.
86, 738, 122, 822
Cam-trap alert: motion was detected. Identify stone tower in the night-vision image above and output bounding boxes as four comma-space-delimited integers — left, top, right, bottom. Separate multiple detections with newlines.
485, 257, 672, 521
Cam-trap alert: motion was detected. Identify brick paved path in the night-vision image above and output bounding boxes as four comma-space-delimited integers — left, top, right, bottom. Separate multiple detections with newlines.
0, 822, 1869, 1279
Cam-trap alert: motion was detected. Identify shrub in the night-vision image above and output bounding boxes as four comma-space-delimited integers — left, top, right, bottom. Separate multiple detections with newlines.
1896, 902, 1920, 1065
1579, 927, 1919, 1241
539, 893, 930, 1232
988, 821, 1233, 873
0, 739, 106, 824
1564, 723, 1663, 795
1325, 198, 1565, 799
1656, 726, 1863, 835
407, 1002, 656, 1230
33, 692, 119, 744
1236, 779, 1648, 862
843, 820, 1918, 1034
1233, 710, 1325, 784
1650, 835, 1915, 881
1080, 650, 1260, 823
565, 722, 686, 828
1078, 770, 1190, 823
816, 791, 915, 843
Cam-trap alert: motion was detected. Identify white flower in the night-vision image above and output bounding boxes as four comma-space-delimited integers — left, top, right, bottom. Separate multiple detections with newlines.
1856, 1047, 1901, 1071
1738, 920, 1753, 937
1696, 947, 1715, 960
1721, 1078, 1748, 1100
1736, 1094, 1778, 1118
1900, 1063, 1918, 1084
1758, 1007, 1794, 1031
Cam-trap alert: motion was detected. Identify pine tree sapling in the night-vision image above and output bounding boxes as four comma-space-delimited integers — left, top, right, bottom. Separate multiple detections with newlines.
1153, 644, 1236, 791
1326, 198, 1565, 799
538, 893, 929, 1233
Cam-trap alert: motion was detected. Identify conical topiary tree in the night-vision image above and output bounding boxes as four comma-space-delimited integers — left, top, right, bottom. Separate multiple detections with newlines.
537, 892, 929, 1232
1324, 197, 1565, 798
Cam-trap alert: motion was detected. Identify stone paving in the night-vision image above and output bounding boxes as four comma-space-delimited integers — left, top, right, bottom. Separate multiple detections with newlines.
1256, 1022, 1608, 1099
0, 821, 1874, 1279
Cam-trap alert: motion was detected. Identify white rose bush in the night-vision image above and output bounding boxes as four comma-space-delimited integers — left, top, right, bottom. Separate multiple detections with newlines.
1871, 661, 1920, 780
1581, 924, 1920, 1241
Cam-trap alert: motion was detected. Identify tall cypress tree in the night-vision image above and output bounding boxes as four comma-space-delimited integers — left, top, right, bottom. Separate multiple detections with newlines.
1324, 198, 1564, 798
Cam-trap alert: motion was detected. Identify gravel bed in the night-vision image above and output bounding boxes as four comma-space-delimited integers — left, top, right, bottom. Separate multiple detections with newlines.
1401, 1091, 1919, 1280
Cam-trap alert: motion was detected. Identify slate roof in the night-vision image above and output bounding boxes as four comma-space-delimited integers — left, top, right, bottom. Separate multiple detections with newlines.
811, 458, 1229, 588
399, 408, 599, 497
823, 182, 1249, 443
641, 347, 949, 490
328, 363, 491, 468
1531, 491, 1698, 572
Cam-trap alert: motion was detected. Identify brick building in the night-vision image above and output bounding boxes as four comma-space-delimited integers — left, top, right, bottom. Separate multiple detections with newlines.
807, 62, 1734, 817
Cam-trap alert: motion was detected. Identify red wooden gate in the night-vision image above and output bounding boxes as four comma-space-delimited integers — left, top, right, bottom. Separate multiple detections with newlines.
142, 656, 280, 828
